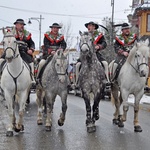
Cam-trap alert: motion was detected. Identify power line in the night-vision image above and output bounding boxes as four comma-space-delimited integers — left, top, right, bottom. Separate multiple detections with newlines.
0, 5, 128, 19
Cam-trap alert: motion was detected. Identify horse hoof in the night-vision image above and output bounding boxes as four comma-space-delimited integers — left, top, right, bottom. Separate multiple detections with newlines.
14, 125, 24, 132
58, 120, 64, 126
87, 126, 96, 133
21, 125, 24, 131
112, 119, 119, 125
26, 99, 30, 104
118, 121, 124, 128
6, 131, 13, 137
95, 115, 99, 121
134, 125, 142, 132
45, 126, 51, 131
37, 120, 43, 125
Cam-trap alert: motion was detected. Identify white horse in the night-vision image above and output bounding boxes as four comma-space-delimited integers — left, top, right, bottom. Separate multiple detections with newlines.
110, 39, 150, 132
1, 27, 31, 136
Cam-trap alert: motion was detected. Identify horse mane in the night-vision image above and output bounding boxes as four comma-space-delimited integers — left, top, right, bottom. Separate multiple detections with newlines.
126, 44, 137, 63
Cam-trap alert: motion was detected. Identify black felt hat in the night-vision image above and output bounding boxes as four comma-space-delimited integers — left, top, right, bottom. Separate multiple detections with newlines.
121, 23, 130, 30
14, 19, 26, 25
85, 21, 99, 29
49, 23, 62, 28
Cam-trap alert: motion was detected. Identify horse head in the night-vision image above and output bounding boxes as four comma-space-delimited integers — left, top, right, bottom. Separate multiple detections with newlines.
2, 27, 19, 63
54, 49, 69, 83
134, 39, 150, 77
79, 31, 94, 55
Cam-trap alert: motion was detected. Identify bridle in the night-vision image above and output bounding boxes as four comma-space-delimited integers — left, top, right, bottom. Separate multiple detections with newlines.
129, 52, 148, 75
3, 35, 19, 59
55, 54, 67, 76
3, 34, 25, 96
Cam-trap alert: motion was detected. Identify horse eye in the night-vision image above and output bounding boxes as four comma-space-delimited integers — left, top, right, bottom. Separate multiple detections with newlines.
135, 54, 139, 57
57, 64, 59, 66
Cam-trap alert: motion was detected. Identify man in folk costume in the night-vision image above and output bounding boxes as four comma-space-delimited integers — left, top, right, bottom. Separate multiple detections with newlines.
0, 19, 35, 83
76, 21, 110, 87
36, 23, 67, 81
113, 23, 137, 80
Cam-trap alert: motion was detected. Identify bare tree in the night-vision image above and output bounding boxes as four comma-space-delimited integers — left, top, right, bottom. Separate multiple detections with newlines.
60, 21, 74, 49
101, 17, 121, 63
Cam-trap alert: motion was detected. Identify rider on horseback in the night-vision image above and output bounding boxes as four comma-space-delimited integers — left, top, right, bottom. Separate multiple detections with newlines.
113, 23, 138, 80
76, 21, 110, 87
36, 23, 67, 82
0, 19, 35, 83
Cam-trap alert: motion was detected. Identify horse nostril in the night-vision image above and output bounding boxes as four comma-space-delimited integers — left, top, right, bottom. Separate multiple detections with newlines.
140, 70, 146, 77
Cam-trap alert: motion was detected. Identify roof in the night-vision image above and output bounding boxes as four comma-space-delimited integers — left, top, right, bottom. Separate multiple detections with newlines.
134, 2, 150, 16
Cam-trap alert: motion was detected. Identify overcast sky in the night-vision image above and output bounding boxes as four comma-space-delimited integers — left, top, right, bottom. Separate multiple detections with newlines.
0, 0, 132, 49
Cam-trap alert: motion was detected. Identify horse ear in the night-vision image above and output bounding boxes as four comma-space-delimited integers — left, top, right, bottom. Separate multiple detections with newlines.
12, 26, 16, 35
135, 41, 140, 48
79, 31, 82, 36
63, 49, 69, 57
2, 28, 7, 35
145, 39, 149, 46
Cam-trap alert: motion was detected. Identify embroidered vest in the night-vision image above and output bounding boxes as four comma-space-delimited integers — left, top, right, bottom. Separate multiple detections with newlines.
15, 29, 31, 41
116, 33, 137, 46
44, 31, 64, 44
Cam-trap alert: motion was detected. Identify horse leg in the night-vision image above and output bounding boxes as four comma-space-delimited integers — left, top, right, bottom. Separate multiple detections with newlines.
36, 87, 44, 125
58, 92, 68, 126
118, 91, 129, 128
92, 85, 105, 122
134, 94, 143, 132
45, 94, 54, 131
5, 94, 15, 137
14, 92, 27, 132
82, 91, 94, 133
26, 90, 31, 104
111, 84, 120, 125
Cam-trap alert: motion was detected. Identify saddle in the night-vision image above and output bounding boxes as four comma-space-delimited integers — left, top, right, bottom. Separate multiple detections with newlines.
113, 58, 126, 81
37, 55, 53, 84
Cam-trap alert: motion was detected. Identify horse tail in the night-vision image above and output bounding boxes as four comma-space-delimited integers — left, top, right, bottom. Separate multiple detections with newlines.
111, 92, 115, 105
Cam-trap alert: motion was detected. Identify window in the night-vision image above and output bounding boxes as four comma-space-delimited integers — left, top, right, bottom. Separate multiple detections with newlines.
147, 14, 150, 32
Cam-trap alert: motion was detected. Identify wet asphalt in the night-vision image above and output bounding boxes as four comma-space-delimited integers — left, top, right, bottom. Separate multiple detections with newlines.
0, 93, 150, 150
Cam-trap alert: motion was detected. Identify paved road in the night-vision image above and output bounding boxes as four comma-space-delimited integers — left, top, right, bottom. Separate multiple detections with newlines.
0, 93, 150, 150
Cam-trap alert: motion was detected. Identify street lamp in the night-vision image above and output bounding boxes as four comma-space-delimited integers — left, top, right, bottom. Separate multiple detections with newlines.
28, 15, 44, 50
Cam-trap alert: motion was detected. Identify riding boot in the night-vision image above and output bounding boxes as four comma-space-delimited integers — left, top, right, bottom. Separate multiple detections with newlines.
36, 59, 46, 84
29, 62, 36, 84
0, 58, 5, 82
75, 62, 81, 89
112, 63, 119, 81
101, 61, 111, 87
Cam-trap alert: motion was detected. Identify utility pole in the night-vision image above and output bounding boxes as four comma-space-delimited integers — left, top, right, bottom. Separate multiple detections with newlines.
28, 15, 44, 50
111, 0, 115, 46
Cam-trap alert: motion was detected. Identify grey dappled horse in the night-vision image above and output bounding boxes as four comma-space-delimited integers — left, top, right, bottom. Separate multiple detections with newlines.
79, 31, 106, 133
110, 39, 150, 132
36, 49, 69, 131
1, 27, 31, 136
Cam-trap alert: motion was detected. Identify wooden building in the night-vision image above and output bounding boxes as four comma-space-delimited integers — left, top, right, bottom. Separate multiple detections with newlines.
131, 0, 150, 86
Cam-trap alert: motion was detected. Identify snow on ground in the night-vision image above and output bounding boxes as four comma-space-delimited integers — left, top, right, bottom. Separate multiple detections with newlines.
128, 94, 150, 104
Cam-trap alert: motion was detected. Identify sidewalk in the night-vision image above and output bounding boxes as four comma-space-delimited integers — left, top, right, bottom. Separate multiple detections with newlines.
128, 94, 150, 111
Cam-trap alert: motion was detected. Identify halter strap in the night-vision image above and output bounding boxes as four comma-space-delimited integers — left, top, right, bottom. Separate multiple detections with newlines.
7, 64, 24, 96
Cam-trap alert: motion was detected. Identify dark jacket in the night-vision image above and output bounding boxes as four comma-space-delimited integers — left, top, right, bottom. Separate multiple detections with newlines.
93, 31, 107, 62
43, 31, 67, 59
114, 32, 137, 65
15, 29, 35, 63
1, 29, 35, 63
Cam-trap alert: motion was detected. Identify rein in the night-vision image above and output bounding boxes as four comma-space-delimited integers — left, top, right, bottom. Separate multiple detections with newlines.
129, 55, 148, 76
80, 42, 91, 51
3, 35, 20, 59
